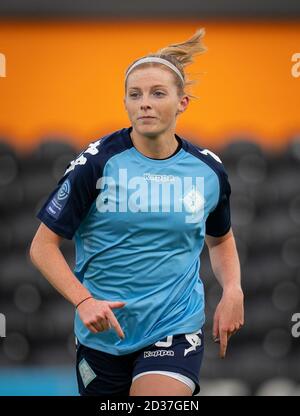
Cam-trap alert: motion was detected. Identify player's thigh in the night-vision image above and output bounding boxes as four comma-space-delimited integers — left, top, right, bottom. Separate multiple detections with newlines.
129, 373, 192, 396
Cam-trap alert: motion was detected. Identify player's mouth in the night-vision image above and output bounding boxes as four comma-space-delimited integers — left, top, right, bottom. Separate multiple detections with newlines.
138, 116, 156, 119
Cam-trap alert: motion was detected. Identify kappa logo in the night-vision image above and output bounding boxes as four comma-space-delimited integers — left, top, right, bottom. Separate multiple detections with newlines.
64, 140, 102, 175
143, 173, 175, 183
198, 148, 222, 163
184, 329, 202, 357
144, 350, 175, 358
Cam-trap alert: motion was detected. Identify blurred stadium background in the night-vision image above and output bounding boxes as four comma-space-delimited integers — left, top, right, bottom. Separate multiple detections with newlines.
0, 0, 300, 396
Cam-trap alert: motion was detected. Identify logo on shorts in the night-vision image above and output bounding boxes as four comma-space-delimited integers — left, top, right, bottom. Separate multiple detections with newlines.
78, 358, 97, 388
184, 329, 202, 356
144, 350, 175, 358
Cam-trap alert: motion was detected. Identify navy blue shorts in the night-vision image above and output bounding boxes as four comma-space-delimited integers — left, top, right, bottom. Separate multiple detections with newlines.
76, 327, 204, 396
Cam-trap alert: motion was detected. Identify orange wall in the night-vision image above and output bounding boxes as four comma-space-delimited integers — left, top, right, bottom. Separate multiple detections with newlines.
0, 20, 299, 150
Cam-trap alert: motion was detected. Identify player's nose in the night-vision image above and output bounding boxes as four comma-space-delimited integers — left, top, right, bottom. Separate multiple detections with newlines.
140, 95, 152, 110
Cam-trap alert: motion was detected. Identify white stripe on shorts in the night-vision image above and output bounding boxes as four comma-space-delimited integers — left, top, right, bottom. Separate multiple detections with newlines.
132, 370, 196, 394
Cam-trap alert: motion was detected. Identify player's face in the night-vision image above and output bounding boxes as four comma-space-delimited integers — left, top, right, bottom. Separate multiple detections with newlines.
124, 66, 189, 138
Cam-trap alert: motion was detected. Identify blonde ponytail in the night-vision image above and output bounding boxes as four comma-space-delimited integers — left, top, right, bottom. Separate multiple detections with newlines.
156, 28, 207, 68
125, 28, 207, 98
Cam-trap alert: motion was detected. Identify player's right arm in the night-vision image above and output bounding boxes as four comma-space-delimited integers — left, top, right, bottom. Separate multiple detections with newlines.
30, 141, 126, 339
30, 223, 125, 338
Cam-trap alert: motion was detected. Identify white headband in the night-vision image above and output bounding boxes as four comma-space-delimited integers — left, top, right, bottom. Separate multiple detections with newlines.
125, 57, 184, 85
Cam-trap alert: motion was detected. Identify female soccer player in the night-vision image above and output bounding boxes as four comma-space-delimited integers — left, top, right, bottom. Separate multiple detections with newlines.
30, 28, 244, 396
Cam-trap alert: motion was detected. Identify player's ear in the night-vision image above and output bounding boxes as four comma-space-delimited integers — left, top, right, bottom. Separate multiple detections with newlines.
176, 95, 189, 116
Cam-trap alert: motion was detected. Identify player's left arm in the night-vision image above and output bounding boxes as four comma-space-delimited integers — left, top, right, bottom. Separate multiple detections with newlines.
205, 227, 244, 359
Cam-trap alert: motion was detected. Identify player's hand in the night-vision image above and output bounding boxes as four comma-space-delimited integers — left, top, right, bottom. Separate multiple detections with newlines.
77, 298, 126, 339
212, 286, 244, 359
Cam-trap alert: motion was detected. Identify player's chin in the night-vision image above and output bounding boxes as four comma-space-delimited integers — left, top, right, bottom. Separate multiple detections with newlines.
135, 122, 164, 137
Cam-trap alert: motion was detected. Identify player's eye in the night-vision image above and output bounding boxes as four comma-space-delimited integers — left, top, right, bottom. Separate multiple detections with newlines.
129, 92, 140, 98
153, 91, 165, 97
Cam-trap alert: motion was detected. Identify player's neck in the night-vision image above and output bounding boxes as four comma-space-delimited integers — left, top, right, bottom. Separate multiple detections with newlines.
130, 128, 179, 160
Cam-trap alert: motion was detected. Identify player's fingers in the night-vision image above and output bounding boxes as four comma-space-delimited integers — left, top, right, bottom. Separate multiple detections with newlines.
213, 317, 219, 342
106, 309, 125, 339
230, 324, 242, 337
219, 329, 228, 359
91, 319, 107, 332
229, 329, 237, 338
107, 301, 126, 309
86, 322, 100, 334
99, 317, 111, 331
106, 317, 112, 329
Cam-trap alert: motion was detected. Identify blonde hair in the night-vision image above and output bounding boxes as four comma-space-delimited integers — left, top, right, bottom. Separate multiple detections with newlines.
125, 28, 207, 98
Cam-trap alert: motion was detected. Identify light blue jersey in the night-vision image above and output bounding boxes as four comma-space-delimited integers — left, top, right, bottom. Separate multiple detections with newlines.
37, 127, 231, 355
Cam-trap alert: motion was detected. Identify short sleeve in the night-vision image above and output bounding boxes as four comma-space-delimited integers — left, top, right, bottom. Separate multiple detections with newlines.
205, 169, 231, 237
37, 153, 100, 240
